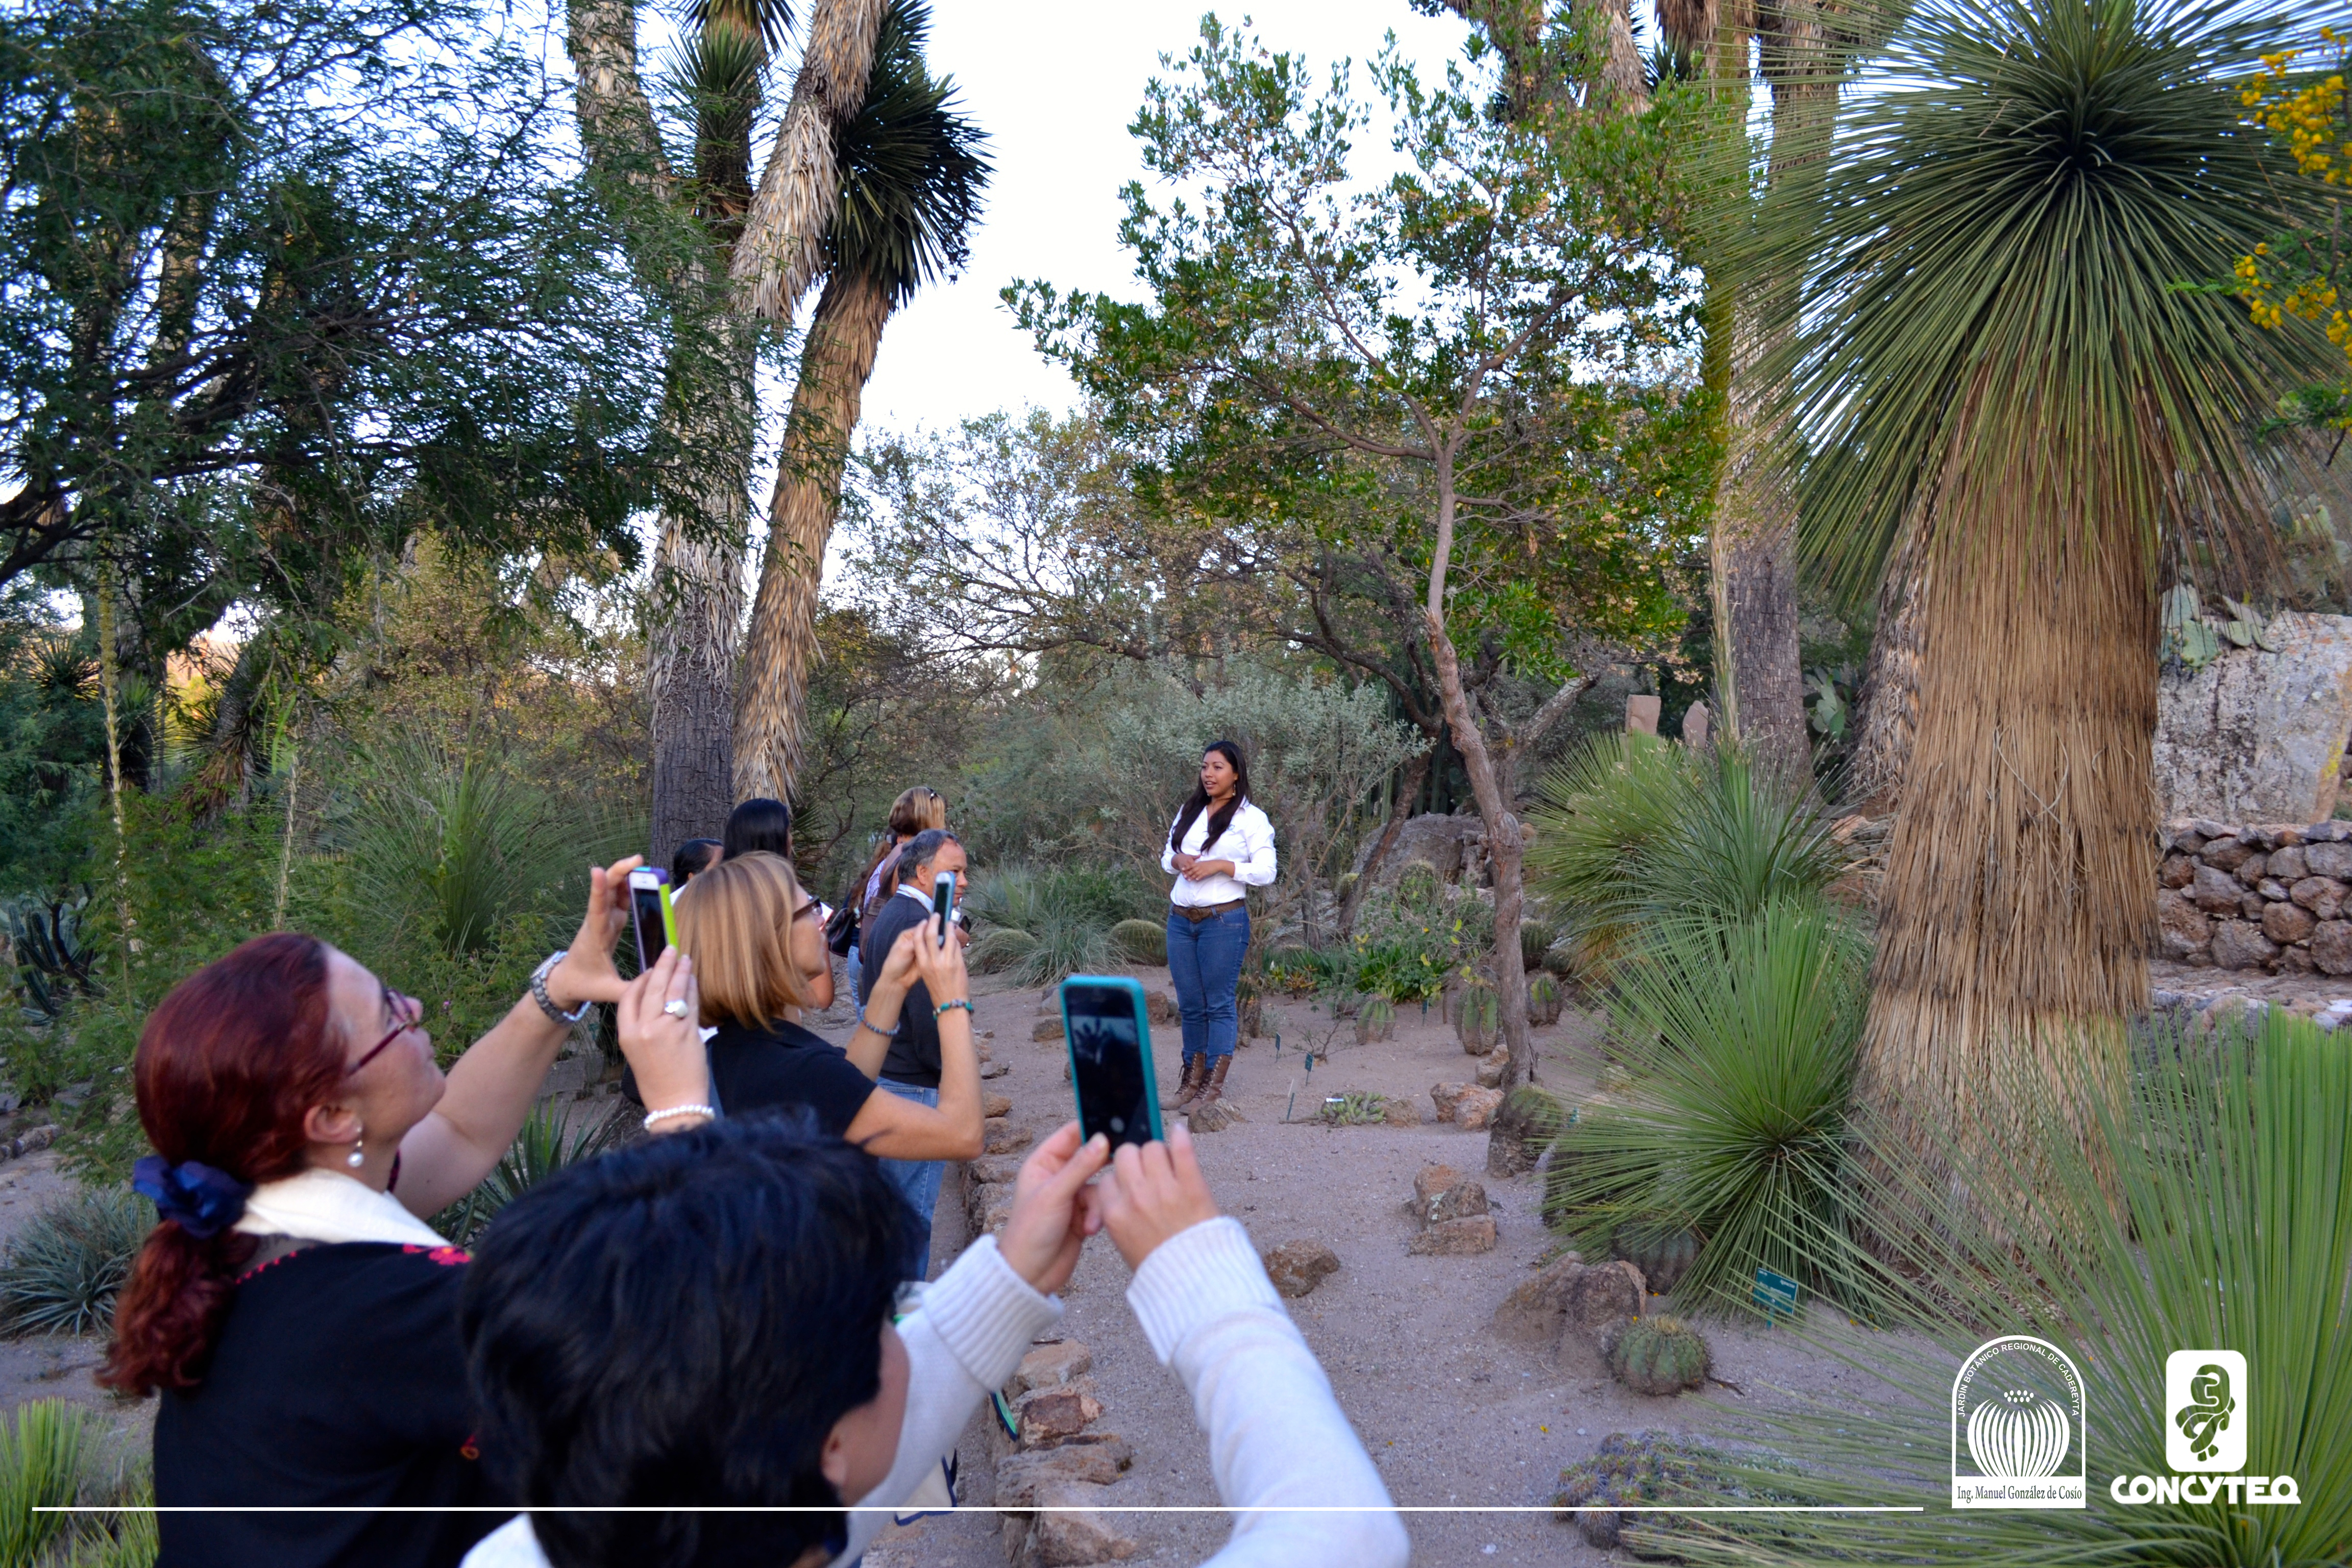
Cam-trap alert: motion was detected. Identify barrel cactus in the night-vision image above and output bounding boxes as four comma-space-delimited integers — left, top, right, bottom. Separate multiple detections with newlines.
1394, 858, 1443, 907
1356, 995, 1396, 1044
1456, 978, 1500, 1053
1607, 1316, 1710, 1396
1612, 1221, 1700, 1296
1527, 971, 1562, 1026
1108, 918, 1168, 967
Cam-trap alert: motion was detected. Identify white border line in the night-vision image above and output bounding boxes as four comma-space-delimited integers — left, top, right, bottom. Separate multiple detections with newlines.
41, 1504, 1926, 1515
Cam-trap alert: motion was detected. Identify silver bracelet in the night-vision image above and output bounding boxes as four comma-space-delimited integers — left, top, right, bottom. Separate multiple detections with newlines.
643, 1104, 715, 1131
530, 951, 592, 1024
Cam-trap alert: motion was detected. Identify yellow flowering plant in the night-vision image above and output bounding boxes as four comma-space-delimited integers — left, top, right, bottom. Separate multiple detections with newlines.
2235, 28, 2351, 429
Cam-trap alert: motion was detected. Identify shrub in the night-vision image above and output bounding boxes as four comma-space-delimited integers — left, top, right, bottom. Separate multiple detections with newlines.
1528, 734, 1851, 975
1107, 917, 1166, 966
0, 1400, 84, 1567
434, 1102, 628, 1246
964, 864, 1157, 986
0, 1188, 150, 1336
1658, 1011, 2352, 1566
1544, 899, 1868, 1309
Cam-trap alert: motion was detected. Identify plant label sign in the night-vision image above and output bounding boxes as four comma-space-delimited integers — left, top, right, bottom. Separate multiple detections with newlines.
1753, 1267, 1799, 1322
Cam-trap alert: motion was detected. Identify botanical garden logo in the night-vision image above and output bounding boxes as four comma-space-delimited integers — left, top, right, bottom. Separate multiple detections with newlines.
2109, 1351, 2301, 1507
1951, 1336, 2088, 1508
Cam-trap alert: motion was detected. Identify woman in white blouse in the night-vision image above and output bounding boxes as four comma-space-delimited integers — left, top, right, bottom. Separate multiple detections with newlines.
1160, 740, 1277, 1112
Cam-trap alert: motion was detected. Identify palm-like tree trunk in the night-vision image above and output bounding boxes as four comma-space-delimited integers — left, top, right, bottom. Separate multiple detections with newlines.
730, 0, 885, 322
1847, 530, 1926, 810
733, 269, 892, 801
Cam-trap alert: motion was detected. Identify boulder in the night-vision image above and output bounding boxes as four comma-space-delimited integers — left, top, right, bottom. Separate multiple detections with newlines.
984, 1119, 1034, 1156
2263, 899, 2317, 946
2156, 890, 2213, 959
2159, 852, 2197, 888
967, 1154, 1027, 1187
1564, 1259, 1646, 1336
1012, 1341, 1093, 1395
1492, 1252, 1587, 1343
2233, 850, 2271, 886
1032, 1016, 1065, 1041
2191, 862, 2247, 913
1474, 1045, 1510, 1089
994, 1436, 1134, 1504
1454, 1086, 1506, 1130
1411, 1164, 1489, 1226
2292, 876, 2349, 919
1147, 990, 1178, 1024
2210, 920, 2280, 971
2309, 842, 2352, 880
2154, 612, 2352, 823
1018, 1389, 1105, 1446
1024, 1480, 1140, 1565
1429, 1082, 1474, 1122
1380, 1096, 1423, 1126
1407, 1215, 1497, 1255
1352, 812, 1487, 889
982, 1059, 1012, 1079
2200, 837, 2259, 872
2269, 844, 2310, 882
2314, 920, 2352, 976
983, 1092, 1014, 1119
1262, 1240, 1342, 1298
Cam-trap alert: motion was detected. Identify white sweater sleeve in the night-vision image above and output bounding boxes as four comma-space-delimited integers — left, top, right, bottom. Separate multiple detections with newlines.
1125, 1218, 1408, 1568
831, 1237, 1063, 1567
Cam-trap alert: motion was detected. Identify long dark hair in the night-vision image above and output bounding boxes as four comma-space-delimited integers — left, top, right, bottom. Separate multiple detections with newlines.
723, 797, 792, 861
103, 933, 344, 1396
1168, 740, 1251, 858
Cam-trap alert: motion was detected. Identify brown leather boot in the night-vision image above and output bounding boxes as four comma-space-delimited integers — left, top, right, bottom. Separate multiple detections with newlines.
1195, 1055, 1233, 1107
1164, 1055, 1206, 1112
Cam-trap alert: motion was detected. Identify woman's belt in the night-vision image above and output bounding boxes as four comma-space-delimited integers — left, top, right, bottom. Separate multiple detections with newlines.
1171, 898, 1245, 922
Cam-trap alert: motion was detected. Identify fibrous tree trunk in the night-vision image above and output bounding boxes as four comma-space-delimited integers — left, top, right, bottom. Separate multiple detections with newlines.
1857, 391, 2151, 1198
730, 0, 885, 322
1846, 528, 1926, 811
733, 268, 892, 801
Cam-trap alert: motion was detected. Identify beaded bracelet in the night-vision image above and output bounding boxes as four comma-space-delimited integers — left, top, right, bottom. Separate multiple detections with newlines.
643, 1104, 715, 1132
934, 998, 973, 1021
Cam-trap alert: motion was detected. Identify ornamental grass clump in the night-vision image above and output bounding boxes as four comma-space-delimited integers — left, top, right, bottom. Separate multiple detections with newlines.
0, 1188, 150, 1337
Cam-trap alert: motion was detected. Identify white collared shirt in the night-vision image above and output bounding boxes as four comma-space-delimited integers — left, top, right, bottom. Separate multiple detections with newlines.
1160, 798, 1277, 908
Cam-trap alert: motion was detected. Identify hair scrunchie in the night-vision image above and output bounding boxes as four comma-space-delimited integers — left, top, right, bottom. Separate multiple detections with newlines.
132, 1155, 251, 1240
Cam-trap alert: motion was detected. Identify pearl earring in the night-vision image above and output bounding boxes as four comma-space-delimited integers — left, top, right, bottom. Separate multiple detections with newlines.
347, 1134, 365, 1169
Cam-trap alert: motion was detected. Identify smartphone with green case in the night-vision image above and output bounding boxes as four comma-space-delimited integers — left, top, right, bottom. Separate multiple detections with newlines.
627, 866, 680, 970
1060, 975, 1164, 1150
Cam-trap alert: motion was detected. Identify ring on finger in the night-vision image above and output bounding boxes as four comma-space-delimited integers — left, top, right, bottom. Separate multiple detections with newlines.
663, 998, 691, 1018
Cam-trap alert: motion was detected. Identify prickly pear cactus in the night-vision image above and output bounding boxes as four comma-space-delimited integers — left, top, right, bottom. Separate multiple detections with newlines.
1527, 972, 1562, 1027
1607, 1316, 1710, 1396
1456, 979, 1500, 1053
1356, 996, 1396, 1044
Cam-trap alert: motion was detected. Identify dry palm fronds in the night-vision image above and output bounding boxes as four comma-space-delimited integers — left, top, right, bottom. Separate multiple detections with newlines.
729, 0, 886, 323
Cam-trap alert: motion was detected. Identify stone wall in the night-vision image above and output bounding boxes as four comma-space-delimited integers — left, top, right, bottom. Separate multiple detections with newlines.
2154, 611, 2352, 823
2157, 817, 2352, 974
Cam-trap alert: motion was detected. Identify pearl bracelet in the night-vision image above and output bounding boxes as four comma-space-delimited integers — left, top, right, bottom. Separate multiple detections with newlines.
643, 1104, 715, 1132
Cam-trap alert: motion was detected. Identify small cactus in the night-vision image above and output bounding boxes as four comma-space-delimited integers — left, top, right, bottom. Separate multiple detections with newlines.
1456, 978, 1500, 1053
1528, 971, 1562, 1026
1108, 918, 1167, 966
1607, 1316, 1710, 1396
1613, 1221, 1701, 1296
1356, 995, 1396, 1044
1394, 859, 1443, 907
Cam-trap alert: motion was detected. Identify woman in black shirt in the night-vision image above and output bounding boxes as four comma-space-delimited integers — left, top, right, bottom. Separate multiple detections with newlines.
105, 858, 651, 1568
673, 853, 982, 1159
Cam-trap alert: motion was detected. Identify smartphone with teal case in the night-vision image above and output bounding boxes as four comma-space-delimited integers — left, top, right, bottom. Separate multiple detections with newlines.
1060, 975, 1164, 1150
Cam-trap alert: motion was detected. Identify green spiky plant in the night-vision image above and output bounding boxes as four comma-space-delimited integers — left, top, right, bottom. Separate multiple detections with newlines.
1644, 1008, 2352, 1567
433, 1102, 629, 1246
1527, 971, 1562, 1026
0, 1400, 84, 1567
1607, 1316, 1711, 1396
1107, 917, 1167, 966
0, 1188, 151, 1336
1355, 995, 1396, 1044
1528, 735, 1849, 979
1455, 977, 1500, 1052
965, 864, 1156, 986
1545, 899, 1869, 1310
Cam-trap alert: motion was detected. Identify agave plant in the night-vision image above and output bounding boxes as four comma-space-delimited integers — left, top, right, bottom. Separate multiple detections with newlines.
0, 1188, 151, 1336
1544, 899, 1869, 1310
963, 864, 1154, 986
433, 1101, 629, 1246
1647, 1010, 2352, 1567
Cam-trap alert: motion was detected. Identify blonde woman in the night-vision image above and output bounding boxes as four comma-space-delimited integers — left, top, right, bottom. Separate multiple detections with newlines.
674, 852, 982, 1164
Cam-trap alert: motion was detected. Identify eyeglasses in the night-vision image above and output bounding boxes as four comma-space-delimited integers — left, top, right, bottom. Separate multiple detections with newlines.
351, 986, 423, 1075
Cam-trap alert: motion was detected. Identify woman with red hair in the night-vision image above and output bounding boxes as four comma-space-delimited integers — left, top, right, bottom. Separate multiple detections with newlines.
102, 854, 709, 1568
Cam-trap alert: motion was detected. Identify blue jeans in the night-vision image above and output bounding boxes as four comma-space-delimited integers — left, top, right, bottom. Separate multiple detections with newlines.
1166, 904, 1250, 1062
875, 1079, 945, 1281
845, 941, 863, 1000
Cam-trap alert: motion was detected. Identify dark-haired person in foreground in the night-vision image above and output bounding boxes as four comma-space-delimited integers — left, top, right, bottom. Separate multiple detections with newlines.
104, 857, 656, 1568
457, 950, 1408, 1568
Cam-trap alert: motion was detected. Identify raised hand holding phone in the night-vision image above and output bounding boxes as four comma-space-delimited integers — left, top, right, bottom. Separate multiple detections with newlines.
626, 867, 678, 969
996, 1121, 1110, 1295
1085, 1121, 1221, 1270
616, 947, 710, 1132
1061, 976, 1162, 1150
931, 870, 958, 947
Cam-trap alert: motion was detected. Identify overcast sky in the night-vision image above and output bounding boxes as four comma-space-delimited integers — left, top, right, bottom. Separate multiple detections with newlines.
849, 1, 1487, 440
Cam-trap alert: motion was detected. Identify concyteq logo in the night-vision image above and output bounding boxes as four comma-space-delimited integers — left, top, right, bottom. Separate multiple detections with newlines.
2109, 1351, 2301, 1507
1951, 1336, 2088, 1508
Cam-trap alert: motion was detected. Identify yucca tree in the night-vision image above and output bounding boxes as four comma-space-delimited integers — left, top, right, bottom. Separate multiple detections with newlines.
730, 0, 886, 322
1748, 0, 2327, 1181
732, 0, 986, 800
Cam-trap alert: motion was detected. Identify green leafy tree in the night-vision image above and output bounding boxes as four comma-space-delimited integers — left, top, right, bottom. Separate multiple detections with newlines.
1009, 19, 1711, 1084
